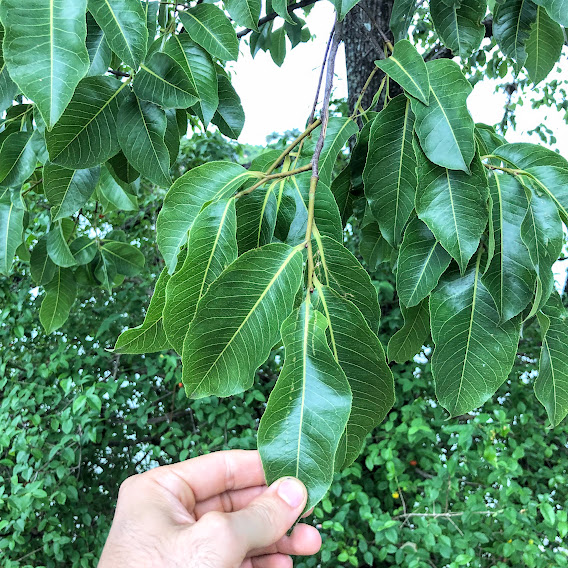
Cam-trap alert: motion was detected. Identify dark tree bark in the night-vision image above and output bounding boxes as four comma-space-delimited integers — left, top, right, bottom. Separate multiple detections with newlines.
343, 0, 396, 112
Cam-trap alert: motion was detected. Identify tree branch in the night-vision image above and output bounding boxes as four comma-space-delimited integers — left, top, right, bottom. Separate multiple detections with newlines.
236, 0, 319, 39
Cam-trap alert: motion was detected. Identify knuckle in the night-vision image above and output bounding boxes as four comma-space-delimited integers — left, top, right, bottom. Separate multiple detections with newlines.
118, 473, 141, 497
200, 511, 232, 536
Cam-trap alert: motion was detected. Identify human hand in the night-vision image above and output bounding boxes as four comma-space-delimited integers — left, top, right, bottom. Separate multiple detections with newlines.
98, 450, 321, 568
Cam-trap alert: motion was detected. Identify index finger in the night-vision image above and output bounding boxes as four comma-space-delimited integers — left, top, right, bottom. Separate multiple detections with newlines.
147, 449, 266, 503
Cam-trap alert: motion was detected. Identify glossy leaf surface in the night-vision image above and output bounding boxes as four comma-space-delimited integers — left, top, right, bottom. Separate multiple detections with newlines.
40, 267, 77, 334
0, 189, 25, 275
388, 299, 430, 363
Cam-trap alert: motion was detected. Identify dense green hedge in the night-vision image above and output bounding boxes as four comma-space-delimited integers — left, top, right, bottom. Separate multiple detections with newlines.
2, 133, 567, 567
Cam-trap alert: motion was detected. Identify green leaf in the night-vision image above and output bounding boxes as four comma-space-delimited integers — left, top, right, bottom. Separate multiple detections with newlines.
145, 0, 160, 40
86, 12, 112, 77
30, 237, 56, 285
492, 142, 568, 170
164, 199, 238, 354
475, 123, 507, 156
117, 94, 171, 187
224, 0, 261, 30
330, 0, 361, 20
44, 163, 100, 221
430, 0, 486, 58
390, 0, 417, 42
157, 161, 254, 273
272, 0, 295, 24
532, 0, 568, 26
69, 236, 97, 265
181, 243, 304, 398
430, 256, 521, 417
0, 23, 18, 114
525, 7, 564, 84
164, 109, 181, 165
211, 75, 245, 139
164, 34, 219, 125
519, 179, 562, 312
236, 186, 278, 254
270, 26, 287, 67
0, 188, 25, 275
397, 217, 452, 307
415, 142, 488, 273
359, 222, 393, 271
314, 284, 394, 469
410, 59, 475, 172
388, 299, 430, 363
0, 0, 90, 129
101, 241, 145, 276
0, 132, 38, 189
314, 234, 381, 332
331, 166, 353, 225
375, 41, 430, 105
482, 174, 536, 321
88, 0, 148, 69
107, 151, 140, 184
133, 52, 199, 109
258, 298, 352, 510
363, 96, 416, 247
303, 117, 358, 188
493, 0, 538, 68
535, 293, 568, 427
47, 219, 77, 268
179, 5, 239, 61
46, 76, 129, 169
39, 267, 77, 334
113, 266, 172, 354
540, 502, 556, 526
96, 164, 138, 211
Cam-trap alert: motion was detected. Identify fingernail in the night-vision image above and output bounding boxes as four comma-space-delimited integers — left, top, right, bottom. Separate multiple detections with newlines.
278, 478, 305, 508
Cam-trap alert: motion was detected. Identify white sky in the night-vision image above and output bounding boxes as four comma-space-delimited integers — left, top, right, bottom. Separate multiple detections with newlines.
229, 2, 568, 157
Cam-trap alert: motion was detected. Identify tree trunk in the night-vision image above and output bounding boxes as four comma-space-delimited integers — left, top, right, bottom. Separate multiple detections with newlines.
343, 0, 395, 113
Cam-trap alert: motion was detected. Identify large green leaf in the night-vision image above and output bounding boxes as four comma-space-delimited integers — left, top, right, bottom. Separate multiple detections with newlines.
269, 27, 287, 67
363, 96, 416, 247
258, 298, 352, 510
272, 0, 295, 24
101, 241, 145, 276
39, 267, 77, 334
482, 174, 536, 322
46, 77, 129, 169
0, 189, 25, 275
493, 0, 538, 68
0, 132, 38, 189
359, 222, 393, 271
415, 142, 488, 273
430, 0, 486, 58
47, 219, 77, 268
224, 0, 261, 30
314, 284, 394, 469
375, 41, 429, 105
236, 186, 278, 254
88, 0, 148, 69
117, 94, 171, 187
164, 199, 238, 355
0, 0, 90, 129
44, 163, 100, 221
532, 0, 568, 25
179, 5, 239, 61
492, 142, 568, 170
397, 217, 451, 307
86, 12, 112, 77
211, 75, 245, 139
157, 161, 254, 273
164, 34, 219, 125
525, 7, 564, 84
0, 23, 18, 114
181, 243, 303, 398
535, 292, 568, 427
30, 237, 56, 285
519, 180, 562, 312
331, 166, 353, 225
113, 266, 172, 354
314, 235, 381, 332
96, 164, 137, 211
430, 257, 521, 417
133, 52, 199, 109
410, 59, 475, 172
388, 299, 430, 363
69, 236, 97, 265
390, 0, 418, 41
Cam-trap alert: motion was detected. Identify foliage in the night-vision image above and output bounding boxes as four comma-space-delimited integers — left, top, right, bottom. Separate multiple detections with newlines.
2, 0, 568, 559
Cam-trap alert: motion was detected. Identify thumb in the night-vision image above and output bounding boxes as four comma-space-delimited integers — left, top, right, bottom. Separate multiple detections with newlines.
229, 477, 308, 552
